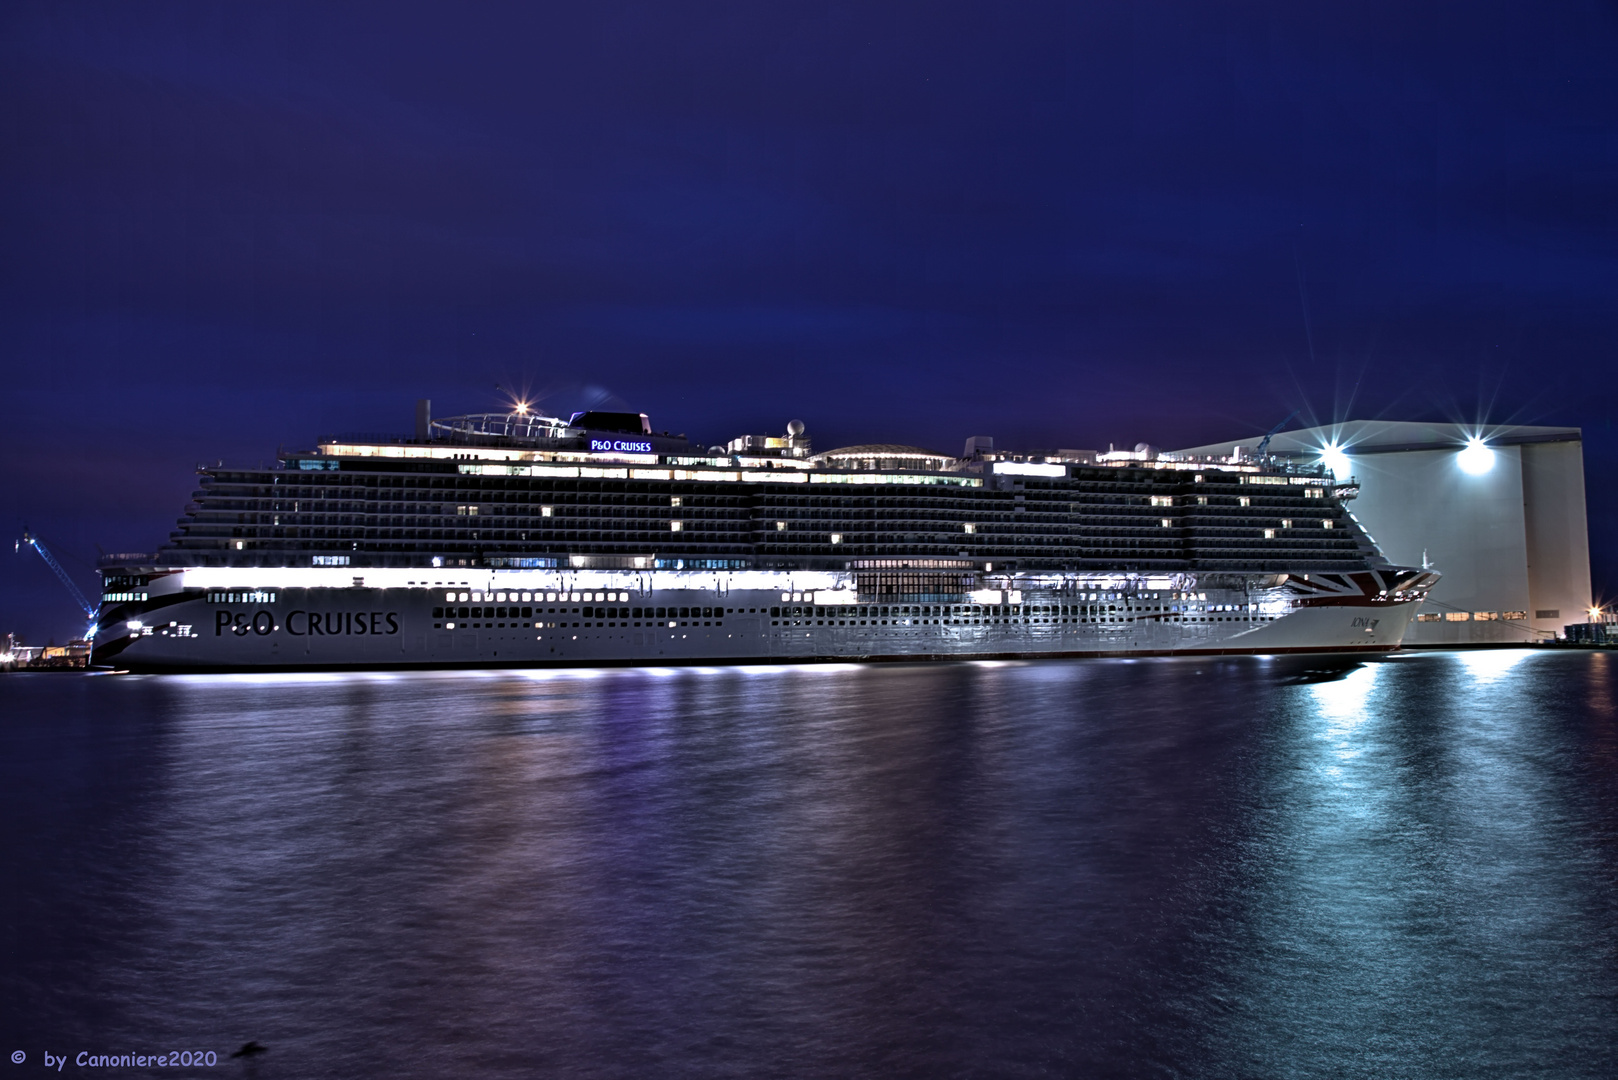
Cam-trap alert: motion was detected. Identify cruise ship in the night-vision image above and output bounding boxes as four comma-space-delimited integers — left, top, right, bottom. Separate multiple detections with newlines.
91, 402, 1437, 671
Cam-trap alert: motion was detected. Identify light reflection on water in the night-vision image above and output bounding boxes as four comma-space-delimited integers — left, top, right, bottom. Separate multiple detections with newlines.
2, 652, 1616, 1079
1309, 659, 1380, 774
1457, 647, 1534, 685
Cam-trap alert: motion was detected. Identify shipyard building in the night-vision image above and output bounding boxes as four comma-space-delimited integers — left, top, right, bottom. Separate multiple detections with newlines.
1176, 422, 1592, 645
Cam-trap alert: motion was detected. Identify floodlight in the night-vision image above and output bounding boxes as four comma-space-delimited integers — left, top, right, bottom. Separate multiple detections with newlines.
1457, 437, 1495, 475
1321, 443, 1351, 480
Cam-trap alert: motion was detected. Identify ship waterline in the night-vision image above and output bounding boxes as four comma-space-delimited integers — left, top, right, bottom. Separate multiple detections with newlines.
91, 405, 1435, 670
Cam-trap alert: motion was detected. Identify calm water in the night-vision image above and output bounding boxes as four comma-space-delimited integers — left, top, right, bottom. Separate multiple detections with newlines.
3, 651, 1616, 1078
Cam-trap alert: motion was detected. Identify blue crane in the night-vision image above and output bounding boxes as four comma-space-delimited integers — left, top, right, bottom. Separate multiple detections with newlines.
1255, 410, 1300, 457
17, 528, 99, 633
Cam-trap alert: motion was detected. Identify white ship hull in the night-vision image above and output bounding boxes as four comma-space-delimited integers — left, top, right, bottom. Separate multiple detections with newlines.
94, 567, 1425, 671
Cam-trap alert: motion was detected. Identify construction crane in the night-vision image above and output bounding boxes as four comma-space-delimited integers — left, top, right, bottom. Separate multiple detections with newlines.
1255, 410, 1300, 458
17, 528, 98, 635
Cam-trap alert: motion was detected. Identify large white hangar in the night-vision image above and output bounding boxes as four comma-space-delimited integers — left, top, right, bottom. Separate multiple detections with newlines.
1176, 421, 1592, 646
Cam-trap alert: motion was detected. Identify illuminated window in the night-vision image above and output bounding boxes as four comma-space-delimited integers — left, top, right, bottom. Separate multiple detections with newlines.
1444, 612, 1470, 622
776, 521, 787, 531
830, 533, 843, 544
670, 521, 683, 532
1150, 495, 1172, 507
1502, 611, 1528, 620
1322, 519, 1334, 529
1281, 519, 1292, 529
1417, 613, 1442, 622
540, 505, 553, 517
1305, 488, 1324, 498
670, 496, 682, 507
1474, 611, 1498, 621
1239, 497, 1251, 507
1263, 528, 1275, 538
1161, 518, 1173, 528
1197, 496, 1207, 505
963, 523, 976, 534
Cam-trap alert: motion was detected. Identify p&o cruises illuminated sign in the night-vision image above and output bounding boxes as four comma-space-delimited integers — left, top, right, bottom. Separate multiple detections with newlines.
590, 437, 654, 453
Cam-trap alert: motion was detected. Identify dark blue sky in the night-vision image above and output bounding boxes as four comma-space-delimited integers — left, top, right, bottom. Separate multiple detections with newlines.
4, 1, 1617, 640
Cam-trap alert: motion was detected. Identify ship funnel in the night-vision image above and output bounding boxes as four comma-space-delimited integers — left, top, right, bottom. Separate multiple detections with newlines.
416, 399, 432, 440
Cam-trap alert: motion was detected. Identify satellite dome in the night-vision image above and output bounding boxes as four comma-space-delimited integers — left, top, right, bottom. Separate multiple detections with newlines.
787, 419, 806, 437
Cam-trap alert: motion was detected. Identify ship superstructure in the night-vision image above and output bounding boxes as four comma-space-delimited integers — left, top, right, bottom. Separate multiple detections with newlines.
91, 402, 1436, 670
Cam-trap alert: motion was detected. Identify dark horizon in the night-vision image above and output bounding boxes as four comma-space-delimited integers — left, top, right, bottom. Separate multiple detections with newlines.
5, 1, 1617, 642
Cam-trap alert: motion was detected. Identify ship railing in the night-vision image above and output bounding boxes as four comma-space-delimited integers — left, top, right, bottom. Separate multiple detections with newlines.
97, 553, 160, 568
314, 426, 573, 451
431, 413, 573, 443
1256, 455, 1334, 478
319, 431, 417, 445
